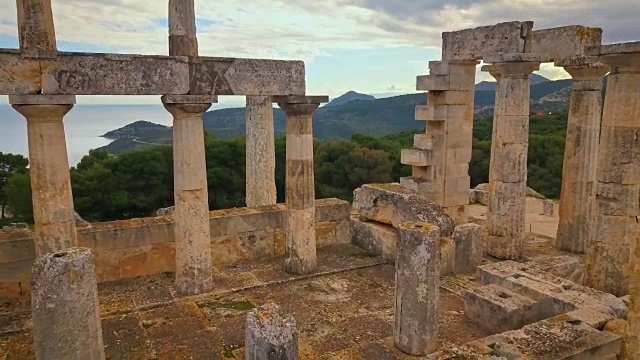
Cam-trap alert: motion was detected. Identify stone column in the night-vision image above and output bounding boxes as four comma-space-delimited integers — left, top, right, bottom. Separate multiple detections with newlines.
162, 95, 216, 295
273, 95, 327, 275
555, 57, 609, 254
483, 53, 541, 260
585, 48, 640, 298
245, 303, 298, 359
10, 95, 78, 256
394, 222, 440, 355
401, 60, 479, 224
31, 247, 105, 360
16, 0, 57, 58
245, 96, 277, 207
168, 0, 198, 57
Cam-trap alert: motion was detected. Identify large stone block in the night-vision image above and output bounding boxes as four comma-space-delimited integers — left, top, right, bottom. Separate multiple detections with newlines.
401, 148, 433, 167
530, 26, 603, 62
442, 21, 533, 61
351, 217, 397, 263
464, 284, 539, 333
452, 223, 484, 273
353, 183, 456, 236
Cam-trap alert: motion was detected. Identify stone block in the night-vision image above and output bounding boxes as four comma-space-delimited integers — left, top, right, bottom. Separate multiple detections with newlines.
440, 237, 456, 275
427, 90, 470, 105
464, 284, 539, 333
0, 50, 41, 94
522, 255, 583, 283
351, 217, 397, 263
595, 183, 640, 217
477, 314, 622, 359
335, 220, 351, 244
401, 148, 433, 167
245, 303, 298, 360
413, 134, 433, 150
315, 198, 352, 222
416, 74, 449, 91
452, 223, 484, 273
483, 52, 542, 64
591, 41, 640, 56
530, 26, 603, 62
353, 183, 455, 236
442, 21, 533, 61
565, 307, 615, 329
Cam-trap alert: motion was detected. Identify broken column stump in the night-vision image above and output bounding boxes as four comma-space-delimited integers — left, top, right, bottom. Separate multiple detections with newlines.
245, 303, 298, 360
453, 223, 484, 273
31, 247, 105, 360
542, 200, 554, 216
394, 222, 440, 355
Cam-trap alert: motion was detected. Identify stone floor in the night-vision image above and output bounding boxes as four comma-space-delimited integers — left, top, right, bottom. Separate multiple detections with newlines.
0, 244, 492, 359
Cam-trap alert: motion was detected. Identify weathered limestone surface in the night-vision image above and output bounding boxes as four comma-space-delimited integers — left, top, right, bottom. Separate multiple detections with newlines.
16, 0, 57, 58
0, 50, 306, 96
452, 223, 484, 273
522, 256, 583, 283
394, 223, 440, 355
530, 26, 602, 62
441, 21, 533, 60
555, 57, 609, 254
351, 217, 397, 263
353, 183, 456, 236
478, 261, 628, 319
586, 49, 640, 298
464, 284, 539, 333
542, 200, 554, 216
245, 303, 298, 360
163, 97, 214, 295
0, 200, 350, 295
10, 95, 78, 256
31, 247, 105, 360
484, 56, 540, 260
276, 96, 328, 275
245, 96, 277, 207
168, 0, 198, 57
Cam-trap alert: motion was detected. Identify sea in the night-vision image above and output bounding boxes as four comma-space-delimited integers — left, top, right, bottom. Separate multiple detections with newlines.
0, 104, 173, 166
0, 95, 250, 166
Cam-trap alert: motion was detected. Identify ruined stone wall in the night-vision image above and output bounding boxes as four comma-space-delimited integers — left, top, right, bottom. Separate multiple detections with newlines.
0, 198, 351, 298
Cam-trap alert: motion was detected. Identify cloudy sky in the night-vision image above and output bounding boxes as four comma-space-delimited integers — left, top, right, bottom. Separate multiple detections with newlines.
0, 0, 638, 107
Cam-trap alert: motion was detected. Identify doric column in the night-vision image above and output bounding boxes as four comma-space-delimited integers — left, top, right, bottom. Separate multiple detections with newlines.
16, 0, 57, 58
555, 57, 609, 254
273, 95, 328, 275
402, 60, 479, 224
585, 46, 640, 300
162, 95, 216, 295
168, 0, 198, 57
483, 53, 541, 260
245, 96, 277, 207
10, 95, 77, 256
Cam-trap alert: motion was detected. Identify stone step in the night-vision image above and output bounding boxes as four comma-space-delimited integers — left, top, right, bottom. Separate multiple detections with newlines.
463, 284, 540, 333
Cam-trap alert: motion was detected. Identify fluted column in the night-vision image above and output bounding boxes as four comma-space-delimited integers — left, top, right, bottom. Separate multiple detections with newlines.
274, 95, 328, 275
10, 95, 77, 255
585, 49, 640, 298
245, 96, 277, 207
483, 53, 541, 260
555, 57, 609, 254
162, 95, 216, 295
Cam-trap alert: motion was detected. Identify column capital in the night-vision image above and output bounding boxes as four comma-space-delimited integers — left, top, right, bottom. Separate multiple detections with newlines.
10, 95, 75, 121
161, 95, 217, 116
273, 95, 328, 115
555, 56, 610, 81
481, 64, 501, 81
484, 53, 541, 79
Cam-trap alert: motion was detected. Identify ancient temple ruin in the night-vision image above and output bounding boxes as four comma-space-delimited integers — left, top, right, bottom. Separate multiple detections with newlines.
1, 1, 639, 359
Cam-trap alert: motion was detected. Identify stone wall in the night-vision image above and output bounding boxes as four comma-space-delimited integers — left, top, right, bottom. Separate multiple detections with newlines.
0, 199, 351, 298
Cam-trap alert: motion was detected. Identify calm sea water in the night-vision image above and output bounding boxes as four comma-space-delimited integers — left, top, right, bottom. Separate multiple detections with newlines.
0, 104, 173, 166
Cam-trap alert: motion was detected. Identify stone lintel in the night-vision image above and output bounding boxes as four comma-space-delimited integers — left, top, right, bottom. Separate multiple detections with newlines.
0, 49, 306, 96
161, 95, 218, 104
554, 55, 603, 67
483, 52, 542, 64
442, 21, 533, 61
530, 26, 602, 62
9, 94, 76, 105
272, 95, 329, 104
556, 57, 610, 81
588, 41, 640, 56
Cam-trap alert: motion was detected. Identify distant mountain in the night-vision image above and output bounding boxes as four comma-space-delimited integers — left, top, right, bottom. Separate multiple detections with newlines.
99, 78, 575, 154
101, 120, 169, 140
325, 91, 376, 107
475, 73, 551, 92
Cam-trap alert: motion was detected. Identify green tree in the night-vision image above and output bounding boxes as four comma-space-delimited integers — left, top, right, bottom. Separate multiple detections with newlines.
5, 171, 32, 221
0, 152, 29, 218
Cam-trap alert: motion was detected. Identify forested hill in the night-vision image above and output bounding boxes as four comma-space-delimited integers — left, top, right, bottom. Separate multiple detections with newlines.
100, 78, 576, 154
